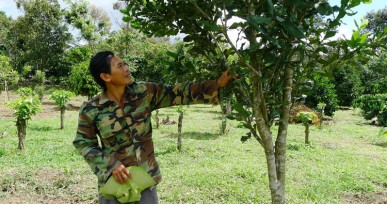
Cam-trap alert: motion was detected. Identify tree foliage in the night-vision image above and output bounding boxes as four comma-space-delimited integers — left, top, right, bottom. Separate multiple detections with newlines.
353, 94, 387, 126
0, 55, 19, 92
364, 6, 387, 38
64, 0, 111, 53
7, 94, 41, 121
50, 90, 74, 107
121, 0, 377, 203
68, 60, 100, 99
13, 0, 71, 78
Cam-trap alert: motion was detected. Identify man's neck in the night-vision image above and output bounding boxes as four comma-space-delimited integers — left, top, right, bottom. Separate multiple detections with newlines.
106, 85, 126, 108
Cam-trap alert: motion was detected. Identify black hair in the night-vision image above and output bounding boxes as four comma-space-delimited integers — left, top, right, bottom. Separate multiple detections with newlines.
89, 51, 114, 90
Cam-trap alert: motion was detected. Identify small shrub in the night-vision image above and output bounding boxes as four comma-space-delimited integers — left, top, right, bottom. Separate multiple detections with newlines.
35, 70, 45, 84
378, 127, 387, 138
352, 94, 387, 126
34, 85, 45, 101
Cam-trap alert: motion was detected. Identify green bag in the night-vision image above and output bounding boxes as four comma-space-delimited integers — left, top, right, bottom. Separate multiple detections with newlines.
99, 166, 156, 203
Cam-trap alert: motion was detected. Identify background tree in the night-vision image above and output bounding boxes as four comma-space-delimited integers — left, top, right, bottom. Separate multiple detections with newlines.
68, 60, 100, 100
64, 0, 111, 53
301, 72, 339, 116
6, 87, 41, 150
121, 0, 378, 203
364, 7, 387, 38
34, 70, 45, 101
0, 55, 19, 101
0, 11, 13, 56
14, 0, 71, 79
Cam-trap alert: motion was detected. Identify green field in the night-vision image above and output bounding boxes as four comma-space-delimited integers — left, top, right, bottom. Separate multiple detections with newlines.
0, 103, 386, 204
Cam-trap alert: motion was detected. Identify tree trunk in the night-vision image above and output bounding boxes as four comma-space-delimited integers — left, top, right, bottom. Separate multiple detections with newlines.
60, 105, 65, 129
250, 73, 283, 203
155, 110, 159, 129
304, 122, 310, 145
220, 103, 227, 134
274, 64, 294, 204
4, 79, 9, 101
177, 111, 183, 151
16, 119, 27, 150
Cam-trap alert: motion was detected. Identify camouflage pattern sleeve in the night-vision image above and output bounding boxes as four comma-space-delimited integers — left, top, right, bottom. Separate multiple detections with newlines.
145, 80, 219, 110
73, 103, 121, 185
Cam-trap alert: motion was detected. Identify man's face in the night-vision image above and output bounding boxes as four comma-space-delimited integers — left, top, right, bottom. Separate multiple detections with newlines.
108, 56, 132, 86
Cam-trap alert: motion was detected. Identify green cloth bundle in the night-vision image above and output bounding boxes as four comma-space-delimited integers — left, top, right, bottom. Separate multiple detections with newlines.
100, 166, 156, 203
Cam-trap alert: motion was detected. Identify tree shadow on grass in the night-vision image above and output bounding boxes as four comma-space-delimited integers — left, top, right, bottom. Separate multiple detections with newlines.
164, 131, 221, 140
374, 142, 387, 148
155, 146, 177, 157
28, 125, 58, 132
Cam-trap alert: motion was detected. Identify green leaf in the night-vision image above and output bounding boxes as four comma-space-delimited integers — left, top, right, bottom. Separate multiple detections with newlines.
131, 22, 141, 29
229, 22, 245, 29
316, 2, 333, 15
203, 21, 222, 32
267, 0, 274, 16
280, 21, 305, 39
183, 35, 195, 42
240, 132, 252, 142
234, 103, 250, 117
166, 51, 178, 58
122, 16, 132, 22
324, 31, 337, 40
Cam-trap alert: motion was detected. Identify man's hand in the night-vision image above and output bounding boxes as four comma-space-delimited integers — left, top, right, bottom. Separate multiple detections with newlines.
218, 69, 238, 87
112, 163, 131, 184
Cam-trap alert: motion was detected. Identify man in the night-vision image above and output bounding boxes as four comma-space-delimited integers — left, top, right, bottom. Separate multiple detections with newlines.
73, 51, 235, 204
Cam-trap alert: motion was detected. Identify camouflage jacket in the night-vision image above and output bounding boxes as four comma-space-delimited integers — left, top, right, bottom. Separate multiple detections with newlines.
73, 80, 219, 187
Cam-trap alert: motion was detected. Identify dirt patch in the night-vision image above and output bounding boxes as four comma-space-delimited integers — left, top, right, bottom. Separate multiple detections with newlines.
342, 192, 387, 204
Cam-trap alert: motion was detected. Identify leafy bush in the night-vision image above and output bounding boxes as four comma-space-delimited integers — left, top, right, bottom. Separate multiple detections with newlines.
34, 70, 45, 85
34, 85, 45, 101
302, 73, 338, 116
68, 61, 100, 99
352, 94, 387, 126
332, 65, 363, 106
378, 127, 387, 138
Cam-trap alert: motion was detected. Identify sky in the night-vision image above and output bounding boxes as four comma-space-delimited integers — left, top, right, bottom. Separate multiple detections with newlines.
0, 0, 386, 39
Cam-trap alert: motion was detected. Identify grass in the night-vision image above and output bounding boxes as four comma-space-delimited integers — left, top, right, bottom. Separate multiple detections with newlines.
0, 102, 386, 204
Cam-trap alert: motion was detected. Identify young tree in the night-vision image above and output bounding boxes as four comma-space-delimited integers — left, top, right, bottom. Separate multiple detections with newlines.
7, 88, 41, 150
176, 105, 185, 151
49, 90, 74, 129
0, 55, 19, 101
121, 0, 376, 203
296, 111, 318, 145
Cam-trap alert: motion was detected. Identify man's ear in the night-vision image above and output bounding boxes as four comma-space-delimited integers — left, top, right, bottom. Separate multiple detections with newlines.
100, 73, 111, 82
